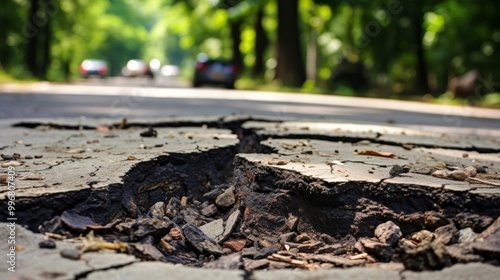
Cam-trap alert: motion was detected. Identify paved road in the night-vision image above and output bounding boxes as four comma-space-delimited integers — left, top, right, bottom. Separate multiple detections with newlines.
0, 78, 499, 136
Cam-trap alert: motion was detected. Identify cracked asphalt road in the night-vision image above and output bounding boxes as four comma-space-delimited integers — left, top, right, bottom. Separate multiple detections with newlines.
0, 116, 499, 280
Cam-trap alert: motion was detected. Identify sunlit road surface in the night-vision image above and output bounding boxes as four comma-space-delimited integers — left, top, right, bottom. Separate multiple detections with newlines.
1, 77, 499, 137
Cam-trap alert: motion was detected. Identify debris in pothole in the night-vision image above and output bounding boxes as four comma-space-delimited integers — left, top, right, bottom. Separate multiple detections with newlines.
400, 240, 452, 271
215, 186, 236, 207
374, 221, 402, 245
31, 135, 499, 273
60, 211, 97, 232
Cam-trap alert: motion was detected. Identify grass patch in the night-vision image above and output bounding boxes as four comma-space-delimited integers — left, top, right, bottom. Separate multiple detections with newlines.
0, 69, 38, 84
236, 77, 500, 109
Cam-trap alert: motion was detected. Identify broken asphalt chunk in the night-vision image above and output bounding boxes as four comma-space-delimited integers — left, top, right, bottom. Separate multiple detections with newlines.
359, 238, 395, 260
215, 186, 236, 207
182, 223, 223, 255
400, 240, 452, 271
223, 239, 247, 252
200, 218, 224, 241
60, 211, 97, 232
129, 243, 165, 261
130, 218, 173, 242
203, 253, 242, 269
375, 221, 402, 246
200, 204, 218, 217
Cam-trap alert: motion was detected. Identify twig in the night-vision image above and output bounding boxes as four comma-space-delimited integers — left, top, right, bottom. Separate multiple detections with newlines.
349, 253, 369, 260
466, 177, 500, 187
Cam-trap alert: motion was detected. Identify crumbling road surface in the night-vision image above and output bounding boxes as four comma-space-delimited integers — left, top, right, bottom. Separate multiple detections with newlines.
1, 116, 499, 280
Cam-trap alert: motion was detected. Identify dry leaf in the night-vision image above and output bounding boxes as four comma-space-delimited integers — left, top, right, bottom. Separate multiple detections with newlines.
22, 173, 45, 180
96, 125, 110, 132
1, 161, 22, 167
72, 155, 92, 159
356, 150, 397, 158
65, 148, 85, 154
269, 160, 288, 165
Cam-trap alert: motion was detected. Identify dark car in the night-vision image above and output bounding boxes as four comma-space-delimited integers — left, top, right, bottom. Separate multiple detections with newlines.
79, 59, 107, 78
121, 59, 154, 78
193, 55, 238, 89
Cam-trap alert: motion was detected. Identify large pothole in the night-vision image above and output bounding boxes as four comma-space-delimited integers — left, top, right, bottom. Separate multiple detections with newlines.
1, 118, 499, 274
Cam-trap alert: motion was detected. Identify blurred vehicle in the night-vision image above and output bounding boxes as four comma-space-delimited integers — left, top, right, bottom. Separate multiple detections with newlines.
121, 59, 154, 78
161, 65, 180, 77
193, 54, 238, 89
79, 59, 107, 78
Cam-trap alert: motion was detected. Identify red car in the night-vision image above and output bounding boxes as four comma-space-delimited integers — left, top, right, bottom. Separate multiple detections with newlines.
79, 59, 107, 78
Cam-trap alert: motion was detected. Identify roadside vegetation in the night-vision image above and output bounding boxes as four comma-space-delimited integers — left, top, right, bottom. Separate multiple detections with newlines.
0, 0, 498, 107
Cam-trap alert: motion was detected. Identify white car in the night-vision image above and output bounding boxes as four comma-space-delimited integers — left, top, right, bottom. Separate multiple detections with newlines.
121, 59, 154, 78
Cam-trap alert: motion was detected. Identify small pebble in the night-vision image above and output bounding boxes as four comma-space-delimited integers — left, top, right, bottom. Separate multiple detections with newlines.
140, 127, 158, 138
34, 155, 43, 159
12, 153, 21, 159
1, 154, 13, 160
60, 248, 81, 260
25, 155, 33, 159
462, 153, 469, 158
39, 239, 56, 249
390, 165, 409, 176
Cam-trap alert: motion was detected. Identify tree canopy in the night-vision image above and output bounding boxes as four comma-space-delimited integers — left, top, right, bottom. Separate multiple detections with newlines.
1, 0, 498, 98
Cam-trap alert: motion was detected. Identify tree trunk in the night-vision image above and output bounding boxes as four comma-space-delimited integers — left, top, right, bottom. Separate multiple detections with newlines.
40, 14, 51, 80
306, 28, 318, 82
63, 58, 70, 82
26, 0, 39, 77
230, 19, 243, 72
412, 3, 429, 93
252, 6, 268, 78
275, 0, 306, 87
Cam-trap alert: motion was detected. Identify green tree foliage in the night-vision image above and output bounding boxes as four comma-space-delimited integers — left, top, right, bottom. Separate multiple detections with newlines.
0, 0, 498, 99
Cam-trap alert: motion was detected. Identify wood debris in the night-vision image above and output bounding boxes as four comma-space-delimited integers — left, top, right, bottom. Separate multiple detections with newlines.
356, 150, 397, 158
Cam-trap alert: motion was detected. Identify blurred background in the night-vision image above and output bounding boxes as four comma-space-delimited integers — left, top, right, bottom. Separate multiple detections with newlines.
0, 0, 499, 106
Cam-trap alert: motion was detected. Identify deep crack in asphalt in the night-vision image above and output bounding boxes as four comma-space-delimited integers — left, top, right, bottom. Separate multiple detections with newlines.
1, 118, 499, 273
